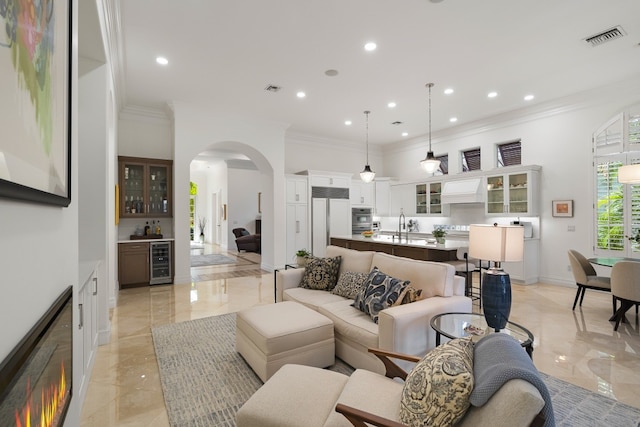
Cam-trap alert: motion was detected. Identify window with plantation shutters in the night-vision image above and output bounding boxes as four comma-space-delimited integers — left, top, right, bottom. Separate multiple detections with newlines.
628, 155, 640, 255
594, 113, 623, 156
461, 148, 481, 172
595, 157, 624, 251
436, 154, 448, 175
497, 141, 521, 167
628, 112, 640, 151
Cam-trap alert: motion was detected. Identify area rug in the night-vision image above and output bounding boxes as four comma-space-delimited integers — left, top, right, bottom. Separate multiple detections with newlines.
152, 313, 640, 427
190, 254, 236, 267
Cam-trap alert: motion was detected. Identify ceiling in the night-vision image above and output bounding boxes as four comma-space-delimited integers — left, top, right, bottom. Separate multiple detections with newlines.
115, 0, 640, 146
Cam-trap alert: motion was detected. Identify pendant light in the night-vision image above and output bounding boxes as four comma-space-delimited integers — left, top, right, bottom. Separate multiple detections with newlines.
360, 110, 376, 183
420, 83, 441, 173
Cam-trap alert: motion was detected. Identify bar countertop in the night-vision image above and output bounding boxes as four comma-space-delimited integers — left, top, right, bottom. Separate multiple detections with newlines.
331, 234, 468, 250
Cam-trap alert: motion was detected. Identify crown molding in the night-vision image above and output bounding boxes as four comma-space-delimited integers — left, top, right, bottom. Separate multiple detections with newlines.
286, 130, 382, 155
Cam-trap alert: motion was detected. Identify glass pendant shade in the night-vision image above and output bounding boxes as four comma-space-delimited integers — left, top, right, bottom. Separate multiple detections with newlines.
360, 165, 375, 183
618, 164, 640, 184
360, 110, 375, 182
420, 151, 440, 173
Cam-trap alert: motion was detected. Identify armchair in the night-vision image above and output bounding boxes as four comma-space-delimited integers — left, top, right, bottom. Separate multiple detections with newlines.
233, 228, 261, 253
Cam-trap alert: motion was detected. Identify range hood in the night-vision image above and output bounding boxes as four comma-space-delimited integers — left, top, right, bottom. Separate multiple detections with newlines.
440, 178, 485, 204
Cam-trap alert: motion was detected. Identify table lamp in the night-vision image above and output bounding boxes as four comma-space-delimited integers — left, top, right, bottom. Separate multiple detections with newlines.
469, 223, 524, 332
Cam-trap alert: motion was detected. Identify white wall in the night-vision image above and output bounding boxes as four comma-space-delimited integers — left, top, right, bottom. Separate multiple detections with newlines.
118, 109, 173, 159
228, 167, 262, 248
382, 77, 640, 286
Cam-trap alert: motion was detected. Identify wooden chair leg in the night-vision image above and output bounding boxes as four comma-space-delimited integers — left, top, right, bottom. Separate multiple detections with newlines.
579, 286, 587, 306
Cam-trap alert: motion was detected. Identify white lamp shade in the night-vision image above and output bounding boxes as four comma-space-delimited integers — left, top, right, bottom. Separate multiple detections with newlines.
469, 224, 524, 262
360, 165, 375, 183
618, 164, 640, 184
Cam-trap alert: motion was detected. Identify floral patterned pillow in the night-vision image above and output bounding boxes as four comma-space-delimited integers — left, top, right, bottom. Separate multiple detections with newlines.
399, 337, 474, 426
299, 256, 342, 291
331, 271, 369, 299
352, 267, 410, 323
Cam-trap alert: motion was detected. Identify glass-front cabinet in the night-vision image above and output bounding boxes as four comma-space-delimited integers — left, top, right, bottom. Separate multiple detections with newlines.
486, 166, 540, 216
416, 181, 448, 215
119, 156, 173, 218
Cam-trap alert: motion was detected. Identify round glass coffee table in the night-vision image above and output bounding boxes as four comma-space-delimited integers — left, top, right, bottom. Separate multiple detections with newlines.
430, 312, 534, 358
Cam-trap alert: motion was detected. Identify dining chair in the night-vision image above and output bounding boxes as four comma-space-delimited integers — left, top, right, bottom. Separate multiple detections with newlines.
567, 250, 614, 312
610, 260, 640, 331
444, 247, 488, 306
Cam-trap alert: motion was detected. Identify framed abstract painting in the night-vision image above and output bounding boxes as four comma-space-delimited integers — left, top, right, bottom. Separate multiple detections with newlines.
0, 0, 72, 207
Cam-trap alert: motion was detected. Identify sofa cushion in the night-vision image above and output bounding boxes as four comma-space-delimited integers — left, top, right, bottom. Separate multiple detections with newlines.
352, 267, 410, 323
284, 287, 347, 311
300, 256, 342, 291
399, 337, 474, 426
326, 245, 375, 275
331, 271, 369, 299
317, 300, 379, 350
371, 252, 455, 298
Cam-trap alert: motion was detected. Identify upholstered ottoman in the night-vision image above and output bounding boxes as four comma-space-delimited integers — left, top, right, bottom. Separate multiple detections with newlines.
236, 301, 335, 382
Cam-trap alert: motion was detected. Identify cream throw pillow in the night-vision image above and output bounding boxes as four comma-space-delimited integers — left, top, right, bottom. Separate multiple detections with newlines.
400, 337, 474, 426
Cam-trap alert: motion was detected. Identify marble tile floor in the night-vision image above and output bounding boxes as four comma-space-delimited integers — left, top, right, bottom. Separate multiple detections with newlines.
80, 248, 640, 426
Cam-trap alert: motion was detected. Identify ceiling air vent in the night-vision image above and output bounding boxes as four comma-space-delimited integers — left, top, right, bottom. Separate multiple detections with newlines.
584, 26, 626, 47
264, 84, 282, 92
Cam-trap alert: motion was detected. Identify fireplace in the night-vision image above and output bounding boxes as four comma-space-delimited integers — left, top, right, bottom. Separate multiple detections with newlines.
0, 287, 72, 427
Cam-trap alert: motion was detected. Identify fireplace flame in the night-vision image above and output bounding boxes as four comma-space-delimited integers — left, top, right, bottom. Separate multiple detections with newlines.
14, 361, 67, 427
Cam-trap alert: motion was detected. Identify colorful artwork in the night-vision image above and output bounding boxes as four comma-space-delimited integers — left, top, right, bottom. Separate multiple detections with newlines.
0, 0, 71, 206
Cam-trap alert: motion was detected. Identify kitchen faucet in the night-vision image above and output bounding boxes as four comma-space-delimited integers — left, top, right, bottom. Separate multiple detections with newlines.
397, 209, 407, 241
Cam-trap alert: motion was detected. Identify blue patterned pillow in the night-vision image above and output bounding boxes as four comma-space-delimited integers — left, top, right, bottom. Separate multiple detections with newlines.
352, 267, 410, 323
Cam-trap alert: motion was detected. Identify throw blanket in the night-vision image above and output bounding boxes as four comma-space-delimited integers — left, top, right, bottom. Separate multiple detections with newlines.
470, 333, 555, 427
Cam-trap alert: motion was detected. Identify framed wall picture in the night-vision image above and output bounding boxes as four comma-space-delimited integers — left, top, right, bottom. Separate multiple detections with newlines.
0, 0, 73, 207
552, 200, 573, 217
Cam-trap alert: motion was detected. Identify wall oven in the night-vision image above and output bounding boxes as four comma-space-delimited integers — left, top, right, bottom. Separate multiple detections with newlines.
352, 208, 373, 234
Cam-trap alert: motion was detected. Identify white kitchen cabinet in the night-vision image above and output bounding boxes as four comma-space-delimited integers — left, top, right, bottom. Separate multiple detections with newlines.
309, 174, 351, 188
416, 181, 450, 216
286, 203, 309, 261
390, 183, 417, 216
374, 179, 391, 216
312, 198, 351, 257
351, 181, 375, 207
485, 166, 540, 216
503, 239, 539, 284
286, 176, 308, 203
77, 262, 100, 400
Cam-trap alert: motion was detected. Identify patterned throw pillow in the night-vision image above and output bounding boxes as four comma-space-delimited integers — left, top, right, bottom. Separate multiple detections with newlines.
394, 285, 423, 306
352, 267, 410, 323
299, 256, 342, 291
331, 271, 369, 299
399, 337, 474, 427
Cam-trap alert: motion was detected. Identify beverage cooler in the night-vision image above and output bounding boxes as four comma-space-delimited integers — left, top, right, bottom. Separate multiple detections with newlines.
150, 241, 172, 285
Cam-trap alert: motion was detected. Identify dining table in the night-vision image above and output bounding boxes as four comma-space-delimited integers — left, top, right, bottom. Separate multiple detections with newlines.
587, 257, 640, 267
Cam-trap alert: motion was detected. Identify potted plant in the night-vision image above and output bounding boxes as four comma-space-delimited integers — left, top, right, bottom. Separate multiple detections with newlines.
295, 249, 311, 267
432, 226, 447, 244
198, 217, 207, 243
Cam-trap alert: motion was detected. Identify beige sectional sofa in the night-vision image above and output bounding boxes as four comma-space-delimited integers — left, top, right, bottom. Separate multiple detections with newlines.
275, 245, 472, 373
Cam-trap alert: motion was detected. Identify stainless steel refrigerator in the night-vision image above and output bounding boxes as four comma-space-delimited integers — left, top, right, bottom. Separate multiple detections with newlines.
311, 186, 351, 257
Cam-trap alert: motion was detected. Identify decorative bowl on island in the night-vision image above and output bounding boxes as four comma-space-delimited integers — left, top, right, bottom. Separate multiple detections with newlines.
361, 230, 374, 238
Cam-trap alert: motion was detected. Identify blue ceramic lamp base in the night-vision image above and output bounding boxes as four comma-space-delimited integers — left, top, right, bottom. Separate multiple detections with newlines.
482, 269, 512, 332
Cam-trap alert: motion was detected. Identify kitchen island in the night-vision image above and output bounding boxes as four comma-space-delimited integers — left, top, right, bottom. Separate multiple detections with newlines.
330, 234, 467, 262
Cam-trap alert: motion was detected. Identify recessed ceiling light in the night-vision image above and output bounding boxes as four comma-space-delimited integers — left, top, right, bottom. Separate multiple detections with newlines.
402, 132, 409, 137
345, 120, 352, 126
449, 117, 458, 123
296, 91, 306, 98
325, 69, 339, 77
364, 42, 377, 51
524, 94, 535, 101
444, 88, 454, 95
156, 56, 168, 65
488, 91, 498, 98
387, 102, 396, 108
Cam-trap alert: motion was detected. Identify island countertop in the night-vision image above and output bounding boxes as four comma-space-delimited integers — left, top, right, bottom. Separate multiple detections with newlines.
330, 235, 466, 262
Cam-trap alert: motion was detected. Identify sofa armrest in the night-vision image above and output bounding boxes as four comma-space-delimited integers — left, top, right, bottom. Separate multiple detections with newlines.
275, 268, 305, 302
377, 295, 472, 361
368, 348, 420, 381
335, 403, 406, 427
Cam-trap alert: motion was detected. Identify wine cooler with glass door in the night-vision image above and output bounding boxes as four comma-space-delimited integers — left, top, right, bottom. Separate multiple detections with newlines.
150, 241, 172, 285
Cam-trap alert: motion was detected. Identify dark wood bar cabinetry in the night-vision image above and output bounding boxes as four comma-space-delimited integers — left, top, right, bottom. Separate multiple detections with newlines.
118, 242, 150, 288
330, 237, 457, 262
